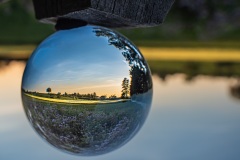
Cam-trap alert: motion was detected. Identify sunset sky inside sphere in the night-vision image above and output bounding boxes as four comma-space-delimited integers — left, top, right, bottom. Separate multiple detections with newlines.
22, 26, 131, 97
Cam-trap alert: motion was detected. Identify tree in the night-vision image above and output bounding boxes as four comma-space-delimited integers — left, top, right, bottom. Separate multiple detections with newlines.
57, 92, 61, 98
46, 87, 51, 94
94, 28, 152, 96
109, 94, 117, 99
130, 66, 151, 96
121, 78, 130, 99
93, 92, 97, 99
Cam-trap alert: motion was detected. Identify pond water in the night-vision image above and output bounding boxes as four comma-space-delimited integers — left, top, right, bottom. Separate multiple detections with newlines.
1, 61, 240, 160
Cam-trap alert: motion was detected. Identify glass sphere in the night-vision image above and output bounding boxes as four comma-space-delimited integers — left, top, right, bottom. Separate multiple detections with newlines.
21, 25, 153, 156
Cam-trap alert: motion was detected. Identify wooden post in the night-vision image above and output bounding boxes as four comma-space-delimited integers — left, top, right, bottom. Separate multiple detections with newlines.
33, 0, 175, 28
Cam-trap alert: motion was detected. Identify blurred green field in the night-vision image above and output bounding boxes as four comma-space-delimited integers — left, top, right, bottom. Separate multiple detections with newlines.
0, 45, 34, 59
1, 43, 240, 60
1, 44, 240, 79
140, 47, 240, 62
134, 41, 240, 49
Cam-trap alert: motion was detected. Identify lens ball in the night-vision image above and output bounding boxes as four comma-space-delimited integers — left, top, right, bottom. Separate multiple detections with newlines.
21, 25, 153, 156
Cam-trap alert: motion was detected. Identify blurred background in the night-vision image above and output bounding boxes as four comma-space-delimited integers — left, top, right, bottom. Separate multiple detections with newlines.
1, 0, 240, 160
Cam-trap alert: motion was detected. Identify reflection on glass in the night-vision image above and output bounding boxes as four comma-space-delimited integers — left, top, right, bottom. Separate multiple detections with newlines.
21, 25, 153, 156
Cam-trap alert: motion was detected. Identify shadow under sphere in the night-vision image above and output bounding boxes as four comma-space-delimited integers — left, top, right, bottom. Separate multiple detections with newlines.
21, 25, 153, 156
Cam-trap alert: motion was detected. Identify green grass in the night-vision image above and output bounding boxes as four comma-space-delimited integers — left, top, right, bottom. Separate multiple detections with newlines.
24, 92, 129, 105
22, 93, 146, 155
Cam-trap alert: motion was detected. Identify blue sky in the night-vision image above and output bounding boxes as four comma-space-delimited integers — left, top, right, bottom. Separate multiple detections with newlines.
22, 26, 131, 97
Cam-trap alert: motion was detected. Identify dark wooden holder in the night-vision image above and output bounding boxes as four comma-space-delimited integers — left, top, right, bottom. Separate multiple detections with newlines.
33, 0, 175, 28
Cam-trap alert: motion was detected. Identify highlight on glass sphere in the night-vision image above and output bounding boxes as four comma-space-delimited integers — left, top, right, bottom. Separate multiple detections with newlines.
21, 25, 153, 156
